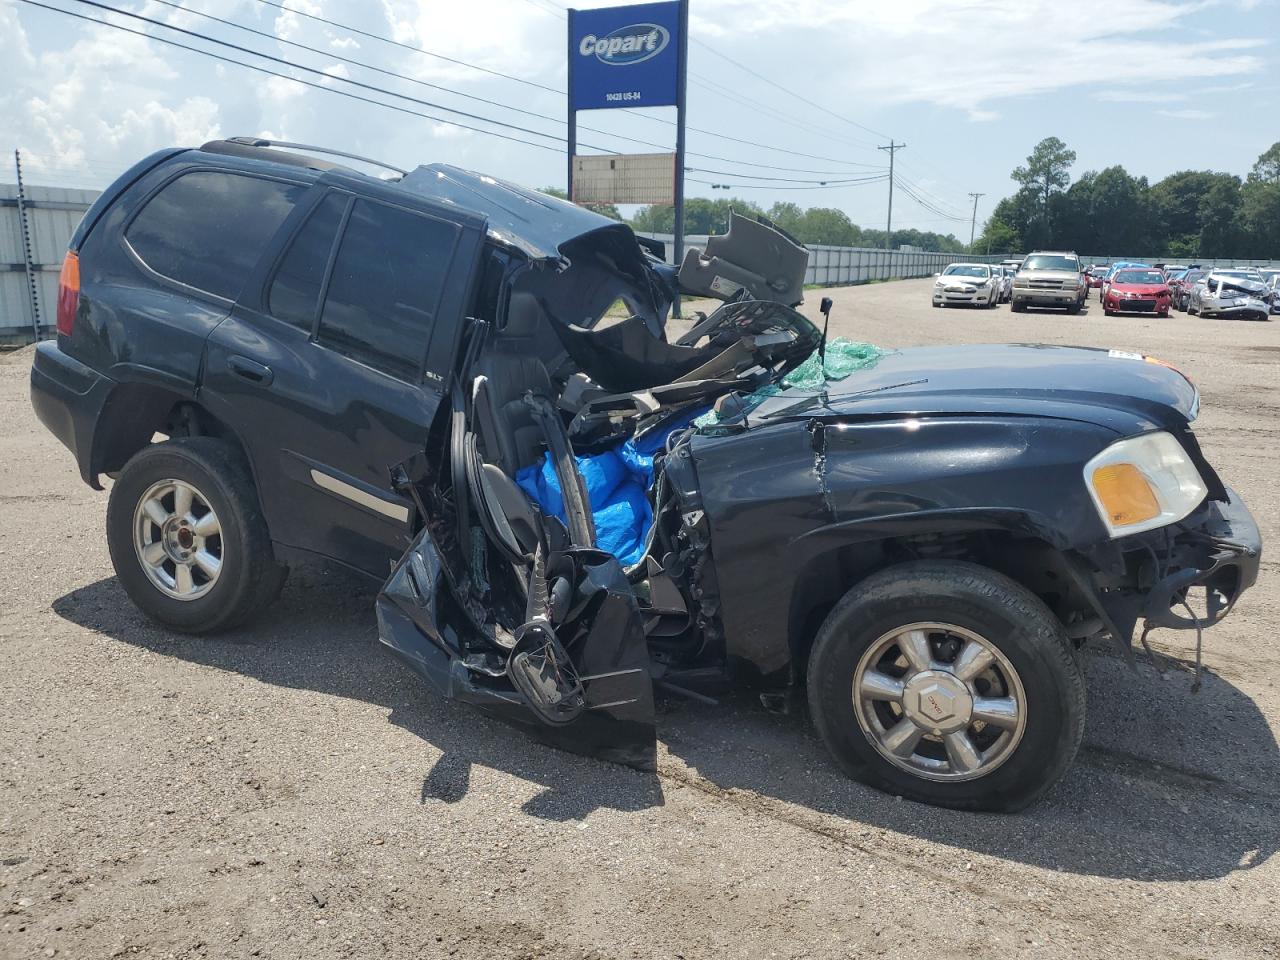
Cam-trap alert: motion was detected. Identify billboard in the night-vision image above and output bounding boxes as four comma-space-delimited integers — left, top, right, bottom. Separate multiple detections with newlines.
568, 1, 682, 111
572, 153, 677, 204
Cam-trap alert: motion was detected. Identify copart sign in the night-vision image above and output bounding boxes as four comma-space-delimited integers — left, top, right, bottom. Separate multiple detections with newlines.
569, 1, 681, 110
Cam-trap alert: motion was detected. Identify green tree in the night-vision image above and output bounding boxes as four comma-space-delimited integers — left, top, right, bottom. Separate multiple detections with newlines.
974, 217, 1020, 255
764, 201, 805, 238
1249, 142, 1280, 184
537, 185, 621, 221
1197, 177, 1244, 258
1011, 137, 1076, 230
1090, 166, 1152, 253
798, 207, 860, 245
1149, 171, 1228, 248
1240, 142, 1280, 257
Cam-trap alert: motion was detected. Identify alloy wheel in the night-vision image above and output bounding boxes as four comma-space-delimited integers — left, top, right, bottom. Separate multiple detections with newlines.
852, 622, 1027, 781
132, 478, 223, 601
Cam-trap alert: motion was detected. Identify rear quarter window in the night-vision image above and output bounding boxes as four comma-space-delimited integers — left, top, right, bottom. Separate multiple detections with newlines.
124, 170, 306, 301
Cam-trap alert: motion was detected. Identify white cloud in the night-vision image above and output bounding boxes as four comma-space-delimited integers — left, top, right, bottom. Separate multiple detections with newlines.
1157, 108, 1216, 119
1095, 91, 1187, 102
687, 0, 1263, 112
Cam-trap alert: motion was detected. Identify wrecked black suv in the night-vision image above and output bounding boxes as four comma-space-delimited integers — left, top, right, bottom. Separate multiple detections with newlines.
32, 139, 1261, 811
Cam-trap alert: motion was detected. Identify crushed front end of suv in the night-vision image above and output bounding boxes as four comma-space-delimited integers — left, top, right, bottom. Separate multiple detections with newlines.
31, 140, 1262, 811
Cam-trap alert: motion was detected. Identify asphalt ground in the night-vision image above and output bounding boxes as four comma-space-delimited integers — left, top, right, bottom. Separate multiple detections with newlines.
1, 278, 1277, 959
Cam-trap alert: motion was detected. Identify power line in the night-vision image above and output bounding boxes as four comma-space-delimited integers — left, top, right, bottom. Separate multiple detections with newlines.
17, 0, 568, 153
147, 0, 594, 134
252, 0, 562, 95
893, 176, 968, 224
529, 0, 894, 148
250, 0, 889, 175
691, 175, 888, 192
686, 166, 886, 185
685, 75, 886, 157
690, 39, 890, 145
894, 168, 968, 219
64, 0, 607, 149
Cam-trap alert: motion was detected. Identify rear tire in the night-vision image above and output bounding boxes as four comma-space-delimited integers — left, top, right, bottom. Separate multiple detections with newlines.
806, 561, 1085, 812
106, 438, 287, 633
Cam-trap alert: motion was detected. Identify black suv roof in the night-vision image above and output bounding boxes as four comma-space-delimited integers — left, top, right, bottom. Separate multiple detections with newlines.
198, 137, 631, 262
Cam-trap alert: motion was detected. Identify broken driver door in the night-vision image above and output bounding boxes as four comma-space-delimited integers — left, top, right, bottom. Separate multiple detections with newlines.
375, 322, 656, 769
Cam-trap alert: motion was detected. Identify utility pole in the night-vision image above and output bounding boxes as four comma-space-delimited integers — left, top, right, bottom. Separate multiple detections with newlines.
967, 192, 985, 251
14, 149, 42, 341
878, 140, 905, 250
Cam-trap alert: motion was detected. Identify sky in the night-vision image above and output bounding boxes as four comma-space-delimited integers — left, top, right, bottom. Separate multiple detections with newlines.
2, 0, 1276, 238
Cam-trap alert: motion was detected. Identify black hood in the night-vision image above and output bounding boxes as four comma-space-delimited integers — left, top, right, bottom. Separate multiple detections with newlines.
751, 343, 1199, 434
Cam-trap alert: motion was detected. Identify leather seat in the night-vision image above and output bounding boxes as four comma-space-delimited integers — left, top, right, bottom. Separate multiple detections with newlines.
471, 290, 557, 475
472, 352, 552, 475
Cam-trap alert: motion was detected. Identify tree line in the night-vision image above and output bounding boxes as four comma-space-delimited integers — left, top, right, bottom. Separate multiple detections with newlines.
976, 137, 1280, 259
540, 187, 966, 253
545, 136, 1280, 259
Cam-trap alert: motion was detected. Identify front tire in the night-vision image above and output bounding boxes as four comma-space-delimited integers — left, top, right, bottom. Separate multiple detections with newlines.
806, 561, 1085, 812
106, 438, 287, 633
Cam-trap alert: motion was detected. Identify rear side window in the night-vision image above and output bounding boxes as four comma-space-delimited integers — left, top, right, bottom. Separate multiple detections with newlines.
125, 171, 306, 301
268, 192, 348, 331
315, 198, 460, 381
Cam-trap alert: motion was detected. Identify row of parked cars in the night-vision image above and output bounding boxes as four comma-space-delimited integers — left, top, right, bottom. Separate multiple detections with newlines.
932, 252, 1091, 313
933, 254, 1279, 321
1087, 262, 1278, 320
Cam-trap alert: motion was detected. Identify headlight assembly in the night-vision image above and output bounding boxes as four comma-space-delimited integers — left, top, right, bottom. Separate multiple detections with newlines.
1084, 432, 1207, 537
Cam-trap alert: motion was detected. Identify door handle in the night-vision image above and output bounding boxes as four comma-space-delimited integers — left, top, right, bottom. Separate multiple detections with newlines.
227, 355, 274, 386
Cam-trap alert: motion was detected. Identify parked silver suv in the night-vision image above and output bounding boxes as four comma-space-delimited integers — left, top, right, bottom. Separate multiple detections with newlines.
1011, 251, 1086, 314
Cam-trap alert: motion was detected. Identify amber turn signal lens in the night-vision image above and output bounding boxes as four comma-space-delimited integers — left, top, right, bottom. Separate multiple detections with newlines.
1091, 463, 1160, 527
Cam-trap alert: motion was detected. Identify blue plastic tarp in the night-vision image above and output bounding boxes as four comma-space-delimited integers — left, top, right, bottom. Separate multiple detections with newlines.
515, 407, 708, 566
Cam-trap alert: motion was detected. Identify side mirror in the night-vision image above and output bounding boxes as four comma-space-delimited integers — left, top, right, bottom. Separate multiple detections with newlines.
819, 296, 834, 316
933, 272, 941, 278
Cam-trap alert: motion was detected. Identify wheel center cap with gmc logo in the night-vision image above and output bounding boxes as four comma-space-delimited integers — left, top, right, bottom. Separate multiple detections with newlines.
902, 670, 973, 734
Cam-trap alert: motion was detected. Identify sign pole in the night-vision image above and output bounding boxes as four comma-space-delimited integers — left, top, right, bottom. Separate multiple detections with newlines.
671, 0, 688, 319
566, 8, 577, 199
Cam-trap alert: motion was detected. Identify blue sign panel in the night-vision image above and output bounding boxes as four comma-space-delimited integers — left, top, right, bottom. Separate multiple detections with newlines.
569, 1, 681, 111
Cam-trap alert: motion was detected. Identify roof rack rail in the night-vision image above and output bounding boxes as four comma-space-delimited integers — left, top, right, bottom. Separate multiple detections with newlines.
222, 137, 408, 177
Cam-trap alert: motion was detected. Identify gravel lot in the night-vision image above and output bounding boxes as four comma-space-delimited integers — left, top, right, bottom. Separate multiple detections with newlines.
1, 279, 1277, 960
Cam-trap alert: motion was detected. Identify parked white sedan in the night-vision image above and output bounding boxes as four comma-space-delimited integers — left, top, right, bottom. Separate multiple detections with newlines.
932, 263, 1000, 308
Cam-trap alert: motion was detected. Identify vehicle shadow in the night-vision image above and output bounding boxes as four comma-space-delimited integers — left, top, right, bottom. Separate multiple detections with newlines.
51, 566, 665, 824
53, 569, 1278, 881
658, 647, 1280, 883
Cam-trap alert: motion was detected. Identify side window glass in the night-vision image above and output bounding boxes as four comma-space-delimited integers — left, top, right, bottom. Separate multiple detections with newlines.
268, 193, 348, 331
125, 171, 305, 300
316, 198, 460, 381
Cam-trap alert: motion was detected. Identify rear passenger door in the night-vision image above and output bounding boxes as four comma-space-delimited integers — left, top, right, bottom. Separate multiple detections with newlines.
201, 182, 486, 576
74, 164, 309, 396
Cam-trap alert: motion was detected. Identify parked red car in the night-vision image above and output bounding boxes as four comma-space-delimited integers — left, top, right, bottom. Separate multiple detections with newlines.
1102, 268, 1173, 316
